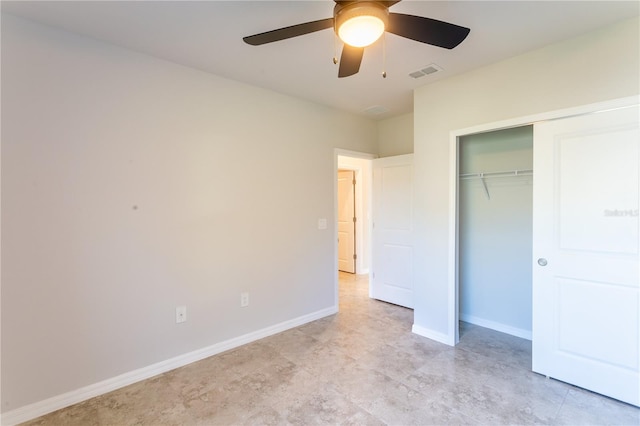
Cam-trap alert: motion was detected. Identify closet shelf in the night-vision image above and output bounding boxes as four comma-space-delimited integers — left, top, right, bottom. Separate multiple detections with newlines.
459, 169, 533, 200
459, 169, 533, 180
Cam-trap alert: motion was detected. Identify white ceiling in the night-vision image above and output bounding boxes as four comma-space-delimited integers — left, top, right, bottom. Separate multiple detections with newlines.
2, 1, 638, 120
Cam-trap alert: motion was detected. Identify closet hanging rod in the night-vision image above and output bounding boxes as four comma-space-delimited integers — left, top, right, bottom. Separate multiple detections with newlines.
459, 169, 533, 180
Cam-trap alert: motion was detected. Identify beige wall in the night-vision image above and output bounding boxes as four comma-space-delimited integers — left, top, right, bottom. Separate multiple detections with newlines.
377, 113, 414, 157
1, 15, 377, 413
412, 17, 640, 338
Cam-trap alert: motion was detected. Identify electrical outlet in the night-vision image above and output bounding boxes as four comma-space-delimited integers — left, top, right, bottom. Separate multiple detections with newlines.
240, 292, 249, 308
176, 306, 187, 323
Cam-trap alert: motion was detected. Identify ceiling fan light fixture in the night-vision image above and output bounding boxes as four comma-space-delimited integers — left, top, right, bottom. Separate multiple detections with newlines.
335, 2, 389, 48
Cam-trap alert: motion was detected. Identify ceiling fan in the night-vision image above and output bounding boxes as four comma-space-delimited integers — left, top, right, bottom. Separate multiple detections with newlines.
243, 0, 470, 78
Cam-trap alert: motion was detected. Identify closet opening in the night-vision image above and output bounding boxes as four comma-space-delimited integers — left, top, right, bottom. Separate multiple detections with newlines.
457, 125, 534, 342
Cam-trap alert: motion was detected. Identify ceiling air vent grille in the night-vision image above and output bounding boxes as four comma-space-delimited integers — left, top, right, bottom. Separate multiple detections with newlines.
409, 63, 443, 79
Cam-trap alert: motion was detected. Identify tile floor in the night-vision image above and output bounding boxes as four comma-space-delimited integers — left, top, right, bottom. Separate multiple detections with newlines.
24, 272, 640, 425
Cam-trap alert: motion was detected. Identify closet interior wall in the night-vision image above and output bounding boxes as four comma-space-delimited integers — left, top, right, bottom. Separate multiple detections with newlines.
459, 126, 534, 339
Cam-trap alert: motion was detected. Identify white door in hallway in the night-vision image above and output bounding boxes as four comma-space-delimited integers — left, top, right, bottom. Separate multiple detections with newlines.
338, 170, 356, 273
372, 154, 414, 308
532, 105, 639, 406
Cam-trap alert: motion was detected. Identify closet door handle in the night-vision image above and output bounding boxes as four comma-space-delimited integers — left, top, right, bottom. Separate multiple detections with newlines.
537, 258, 548, 267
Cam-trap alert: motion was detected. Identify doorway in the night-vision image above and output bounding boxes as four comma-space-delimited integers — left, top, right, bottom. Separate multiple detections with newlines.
336, 153, 373, 275
335, 151, 374, 308
335, 151, 416, 311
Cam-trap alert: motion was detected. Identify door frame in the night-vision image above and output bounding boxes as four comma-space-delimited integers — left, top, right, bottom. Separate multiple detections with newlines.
446, 95, 639, 346
334, 149, 376, 308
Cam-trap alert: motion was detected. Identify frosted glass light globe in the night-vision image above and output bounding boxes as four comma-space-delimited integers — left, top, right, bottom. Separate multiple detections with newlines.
338, 15, 385, 47
335, 2, 388, 48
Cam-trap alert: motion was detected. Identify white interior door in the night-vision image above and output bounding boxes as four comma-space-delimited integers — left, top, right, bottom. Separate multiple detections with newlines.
372, 154, 414, 308
532, 105, 639, 406
338, 170, 356, 273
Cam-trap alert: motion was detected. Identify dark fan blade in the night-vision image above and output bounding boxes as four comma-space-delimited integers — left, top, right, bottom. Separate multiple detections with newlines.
387, 13, 470, 49
243, 18, 334, 46
338, 45, 364, 78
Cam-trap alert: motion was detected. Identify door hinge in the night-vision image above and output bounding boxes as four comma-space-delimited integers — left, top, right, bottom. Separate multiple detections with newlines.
353, 217, 357, 223
352, 179, 356, 185
353, 254, 357, 260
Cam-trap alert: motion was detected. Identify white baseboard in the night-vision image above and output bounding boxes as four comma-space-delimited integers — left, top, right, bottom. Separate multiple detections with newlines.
412, 324, 455, 346
1, 306, 338, 426
460, 313, 532, 340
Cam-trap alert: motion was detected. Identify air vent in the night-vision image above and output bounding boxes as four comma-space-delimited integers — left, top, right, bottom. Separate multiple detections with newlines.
363, 105, 389, 115
409, 63, 443, 79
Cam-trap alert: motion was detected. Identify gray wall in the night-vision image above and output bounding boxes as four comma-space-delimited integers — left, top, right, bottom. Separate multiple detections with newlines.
1, 15, 377, 412
459, 127, 533, 338
412, 17, 640, 340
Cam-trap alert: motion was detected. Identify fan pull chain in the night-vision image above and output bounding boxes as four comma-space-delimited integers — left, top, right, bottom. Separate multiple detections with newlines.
333, 33, 339, 65
382, 33, 387, 78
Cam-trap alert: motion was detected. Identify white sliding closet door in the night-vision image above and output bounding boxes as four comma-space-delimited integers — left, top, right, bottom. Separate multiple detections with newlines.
532, 105, 639, 406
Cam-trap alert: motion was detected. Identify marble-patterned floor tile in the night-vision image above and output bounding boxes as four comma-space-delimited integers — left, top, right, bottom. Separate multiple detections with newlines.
361, 378, 477, 426
289, 340, 360, 379
279, 386, 371, 425
456, 322, 532, 370
356, 343, 431, 383
340, 409, 387, 426
20, 398, 101, 426
429, 376, 564, 425
355, 314, 412, 341
325, 328, 389, 360
482, 364, 569, 417
244, 406, 287, 426
416, 346, 498, 386
399, 368, 476, 397
385, 330, 451, 360
295, 316, 346, 342
163, 354, 243, 400
182, 371, 272, 425
326, 364, 404, 408
262, 328, 325, 362
555, 387, 640, 425
94, 374, 194, 425
260, 365, 331, 414
372, 397, 478, 426
214, 339, 282, 377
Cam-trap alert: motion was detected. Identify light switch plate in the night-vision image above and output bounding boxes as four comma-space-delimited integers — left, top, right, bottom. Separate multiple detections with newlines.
318, 218, 327, 230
